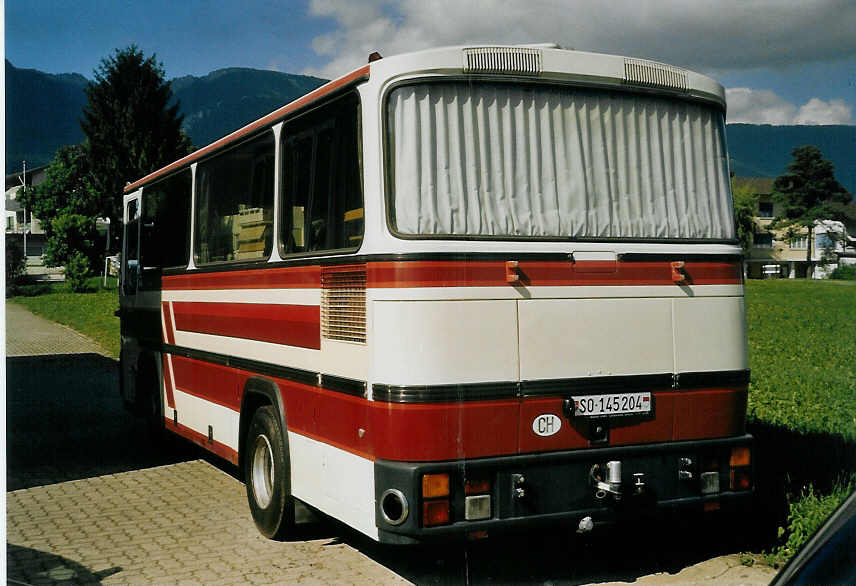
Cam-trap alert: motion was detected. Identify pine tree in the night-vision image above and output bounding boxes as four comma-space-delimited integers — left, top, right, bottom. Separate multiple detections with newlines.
81, 46, 191, 227
771, 146, 852, 275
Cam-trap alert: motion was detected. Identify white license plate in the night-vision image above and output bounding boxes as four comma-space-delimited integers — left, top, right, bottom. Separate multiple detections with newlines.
572, 392, 652, 417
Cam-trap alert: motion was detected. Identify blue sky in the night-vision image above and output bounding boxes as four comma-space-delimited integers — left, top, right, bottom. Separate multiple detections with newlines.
5, 0, 856, 125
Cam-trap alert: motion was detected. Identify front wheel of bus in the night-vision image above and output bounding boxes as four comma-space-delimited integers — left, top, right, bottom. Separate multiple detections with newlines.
244, 406, 295, 539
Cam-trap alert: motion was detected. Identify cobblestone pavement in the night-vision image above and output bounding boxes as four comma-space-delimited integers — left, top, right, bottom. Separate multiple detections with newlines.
6, 302, 109, 357
7, 461, 408, 586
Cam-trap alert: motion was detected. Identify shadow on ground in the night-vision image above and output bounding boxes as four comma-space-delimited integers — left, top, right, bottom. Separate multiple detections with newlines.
6, 353, 199, 491
6, 544, 121, 585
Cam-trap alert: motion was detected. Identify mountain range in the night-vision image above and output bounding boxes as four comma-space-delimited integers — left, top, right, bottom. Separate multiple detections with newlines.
5, 59, 855, 194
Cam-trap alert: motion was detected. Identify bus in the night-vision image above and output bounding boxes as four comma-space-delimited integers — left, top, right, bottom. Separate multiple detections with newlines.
119, 44, 752, 544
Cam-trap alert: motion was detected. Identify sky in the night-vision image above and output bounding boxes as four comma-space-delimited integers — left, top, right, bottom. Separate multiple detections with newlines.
4, 0, 856, 125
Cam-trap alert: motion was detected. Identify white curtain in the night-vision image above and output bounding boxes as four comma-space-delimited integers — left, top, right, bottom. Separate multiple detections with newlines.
387, 82, 734, 240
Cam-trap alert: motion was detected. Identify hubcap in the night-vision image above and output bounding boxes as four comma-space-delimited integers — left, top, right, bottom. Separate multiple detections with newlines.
251, 434, 275, 509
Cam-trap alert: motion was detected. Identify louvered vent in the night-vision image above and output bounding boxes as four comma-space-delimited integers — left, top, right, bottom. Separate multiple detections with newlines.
321, 265, 366, 343
463, 47, 542, 76
624, 58, 688, 92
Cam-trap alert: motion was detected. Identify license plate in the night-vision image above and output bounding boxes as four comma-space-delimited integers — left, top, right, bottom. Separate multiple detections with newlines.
572, 392, 652, 417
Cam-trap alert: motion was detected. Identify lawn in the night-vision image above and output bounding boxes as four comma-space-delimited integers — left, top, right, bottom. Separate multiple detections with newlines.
745, 279, 856, 441
8, 278, 120, 358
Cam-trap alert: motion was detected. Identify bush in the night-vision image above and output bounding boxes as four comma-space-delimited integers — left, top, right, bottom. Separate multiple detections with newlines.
6, 237, 27, 288
829, 264, 856, 280
66, 252, 92, 293
767, 478, 855, 566
11, 283, 54, 297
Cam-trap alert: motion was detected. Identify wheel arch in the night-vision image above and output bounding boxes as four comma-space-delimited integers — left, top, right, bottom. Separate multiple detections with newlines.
239, 377, 288, 474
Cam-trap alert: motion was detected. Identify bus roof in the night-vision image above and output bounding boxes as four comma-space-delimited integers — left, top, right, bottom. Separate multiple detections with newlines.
125, 45, 725, 194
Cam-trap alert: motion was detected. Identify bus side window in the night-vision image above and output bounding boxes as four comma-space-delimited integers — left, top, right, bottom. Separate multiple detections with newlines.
279, 92, 362, 257
195, 131, 275, 265
140, 169, 192, 274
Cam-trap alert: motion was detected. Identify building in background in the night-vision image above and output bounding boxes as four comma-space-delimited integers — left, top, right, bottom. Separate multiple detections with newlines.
734, 177, 856, 279
5, 164, 47, 258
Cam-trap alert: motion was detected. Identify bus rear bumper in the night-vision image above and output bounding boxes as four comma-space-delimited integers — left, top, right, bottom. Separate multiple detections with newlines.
374, 434, 754, 544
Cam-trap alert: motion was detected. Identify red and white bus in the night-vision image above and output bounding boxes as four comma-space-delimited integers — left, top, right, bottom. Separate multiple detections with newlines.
119, 44, 752, 544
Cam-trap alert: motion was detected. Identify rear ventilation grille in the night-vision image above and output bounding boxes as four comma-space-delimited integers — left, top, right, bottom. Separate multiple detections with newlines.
464, 47, 542, 76
321, 265, 366, 343
624, 58, 688, 92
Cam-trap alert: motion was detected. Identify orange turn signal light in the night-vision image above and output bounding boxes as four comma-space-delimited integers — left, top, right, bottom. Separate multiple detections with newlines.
423, 499, 450, 526
422, 473, 450, 498
730, 446, 751, 468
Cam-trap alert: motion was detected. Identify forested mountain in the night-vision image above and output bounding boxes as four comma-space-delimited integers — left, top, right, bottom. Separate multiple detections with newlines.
5, 60, 324, 175
5, 59, 855, 195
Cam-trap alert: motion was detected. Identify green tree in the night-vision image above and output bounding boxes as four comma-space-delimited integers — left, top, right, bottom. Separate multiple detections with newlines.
5, 236, 27, 291
18, 144, 102, 270
731, 181, 757, 253
770, 146, 852, 277
81, 45, 191, 227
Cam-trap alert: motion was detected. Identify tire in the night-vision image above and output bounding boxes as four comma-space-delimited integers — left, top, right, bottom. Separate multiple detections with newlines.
244, 406, 295, 539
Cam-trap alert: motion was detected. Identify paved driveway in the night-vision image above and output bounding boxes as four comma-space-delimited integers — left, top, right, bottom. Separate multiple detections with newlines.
5, 303, 777, 585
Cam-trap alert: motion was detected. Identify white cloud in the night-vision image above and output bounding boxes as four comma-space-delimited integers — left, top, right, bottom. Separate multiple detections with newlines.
304, 0, 856, 79
726, 88, 854, 125
794, 98, 855, 125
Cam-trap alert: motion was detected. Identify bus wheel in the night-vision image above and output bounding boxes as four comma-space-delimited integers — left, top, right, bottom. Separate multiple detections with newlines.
244, 406, 295, 539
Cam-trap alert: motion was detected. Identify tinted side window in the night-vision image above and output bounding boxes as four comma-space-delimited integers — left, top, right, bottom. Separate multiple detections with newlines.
195, 132, 275, 265
141, 169, 192, 269
280, 92, 362, 256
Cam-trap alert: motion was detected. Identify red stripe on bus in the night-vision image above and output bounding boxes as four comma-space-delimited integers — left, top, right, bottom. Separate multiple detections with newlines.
162, 266, 320, 290
162, 302, 176, 345
172, 356, 240, 410
367, 260, 742, 288
172, 302, 321, 350
161, 354, 176, 409
160, 360, 748, 463
125, 65, 371, 193
165, 418, 239, 466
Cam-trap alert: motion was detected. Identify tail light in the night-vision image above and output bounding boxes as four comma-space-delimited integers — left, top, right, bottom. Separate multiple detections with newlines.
729, 446, 752, 491
423, 499, 451, 526
422, 473, 451, 527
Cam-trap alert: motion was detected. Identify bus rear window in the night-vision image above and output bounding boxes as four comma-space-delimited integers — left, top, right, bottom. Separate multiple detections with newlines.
386, 82, 735, 241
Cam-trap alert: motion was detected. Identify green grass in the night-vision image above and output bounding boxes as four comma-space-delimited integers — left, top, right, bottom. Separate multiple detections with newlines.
744, 279, 856, 564
745, 279, 856, 440
8, 277, 120, 358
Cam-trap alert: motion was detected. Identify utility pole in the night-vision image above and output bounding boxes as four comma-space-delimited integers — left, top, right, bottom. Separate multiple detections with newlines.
22, 160, 28, 257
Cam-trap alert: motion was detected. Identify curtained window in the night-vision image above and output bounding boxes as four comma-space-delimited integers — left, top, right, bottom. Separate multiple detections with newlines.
387, 81, 734, 241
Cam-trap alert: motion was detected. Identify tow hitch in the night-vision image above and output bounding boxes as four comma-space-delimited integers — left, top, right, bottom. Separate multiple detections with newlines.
590, 461, 648, 501
591, 461, 623, 500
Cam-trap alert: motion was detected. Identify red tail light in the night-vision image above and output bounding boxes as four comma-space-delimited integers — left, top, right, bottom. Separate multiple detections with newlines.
423, 499, 450, 526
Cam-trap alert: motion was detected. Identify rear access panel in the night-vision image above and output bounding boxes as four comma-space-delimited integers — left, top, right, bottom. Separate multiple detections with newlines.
517, 297, 674, 381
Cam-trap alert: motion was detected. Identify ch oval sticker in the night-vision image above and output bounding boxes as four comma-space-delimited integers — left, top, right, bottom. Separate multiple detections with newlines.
532, 413, 562, 437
